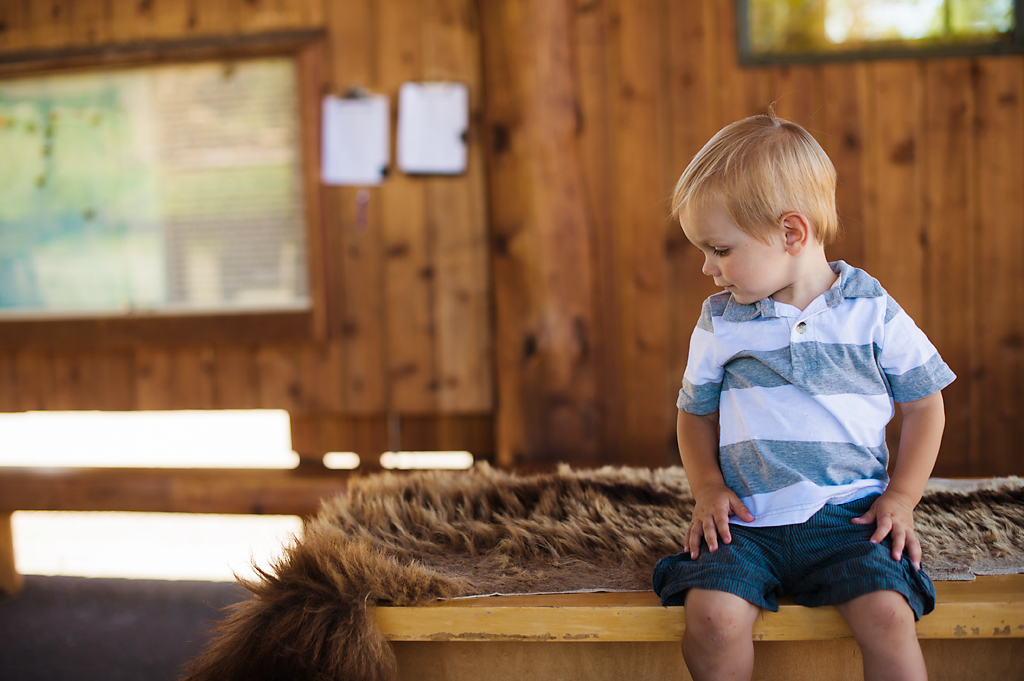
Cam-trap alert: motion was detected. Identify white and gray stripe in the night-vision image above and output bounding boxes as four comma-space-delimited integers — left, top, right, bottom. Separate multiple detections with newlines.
677, 261, 955, 527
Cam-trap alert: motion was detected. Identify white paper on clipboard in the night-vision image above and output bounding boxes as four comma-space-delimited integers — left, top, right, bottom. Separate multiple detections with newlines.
397, 82, 468, 175
321, 94, 390, 186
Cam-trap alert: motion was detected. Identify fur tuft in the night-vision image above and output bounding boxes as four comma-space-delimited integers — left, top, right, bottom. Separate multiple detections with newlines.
182, 529, 465, 681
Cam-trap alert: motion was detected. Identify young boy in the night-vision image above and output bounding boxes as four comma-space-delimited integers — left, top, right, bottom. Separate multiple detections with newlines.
653, 112, 954, 681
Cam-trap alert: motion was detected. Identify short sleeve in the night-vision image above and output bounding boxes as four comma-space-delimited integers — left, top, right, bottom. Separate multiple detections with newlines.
677, 299, 725, 415
879, 299, 956, 403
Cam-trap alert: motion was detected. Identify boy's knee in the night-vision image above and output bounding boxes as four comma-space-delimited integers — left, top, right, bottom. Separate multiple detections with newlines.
683, 589, 758, 651
840, 590, 917, 646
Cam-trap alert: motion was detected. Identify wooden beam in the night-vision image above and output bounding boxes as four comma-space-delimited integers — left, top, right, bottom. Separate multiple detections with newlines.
390, 638, 1024, 681
374, 576, 1024, 642
0, 312, 314, 351
0, 468, 348, 516
0, 28, 326, 74
0, 512, 22, 596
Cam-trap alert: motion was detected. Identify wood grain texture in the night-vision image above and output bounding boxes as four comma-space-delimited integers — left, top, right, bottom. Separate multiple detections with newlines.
479, 0, 601, 466
477, 0, 530, 467
255, 345, 304, 412
924, 59, 975, 475
90, 350, 137, 411
0, 1, 30, 53
212, 346, 262, 409
70, 0, 111, 46
14, 351, 54, 411
609, 0, 675, 466
172, 346, 217, 409
376, 575, 1024, 642
572, 0, 621, 461
50, 352, 96, 411
770, 65, 819, 130
29, 1, 72, 50
133, 348, 174, 410
297, 342, 345, 413
0, 467, 349, 515
973, 57, 1024, 475
0, 352, 19, 412
0, 513, 22, 596
133, 347, 216, 410
820, 62, 868, 268
392, 639, 1023, 681
378, 0, 436, 414
665, 0, 721, 462
297, 39, 331, 342
322, 0, 388, 415
1, 0, 1024, 477
422, 0, 493, 413
868, 61, 926, 322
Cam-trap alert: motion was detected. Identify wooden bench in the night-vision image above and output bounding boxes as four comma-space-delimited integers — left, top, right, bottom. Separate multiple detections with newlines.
374, 578, 1024, 681
3, 467, 1022, 680
0, 466, 351, 595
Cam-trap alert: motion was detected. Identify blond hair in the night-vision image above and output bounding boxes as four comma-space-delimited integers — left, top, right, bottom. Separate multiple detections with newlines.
671, 111, 839, 245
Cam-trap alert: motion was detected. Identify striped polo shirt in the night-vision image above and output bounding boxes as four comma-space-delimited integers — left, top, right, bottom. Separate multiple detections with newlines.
677, 261, 955, 527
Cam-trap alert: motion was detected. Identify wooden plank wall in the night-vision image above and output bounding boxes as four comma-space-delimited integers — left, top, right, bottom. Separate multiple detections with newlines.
0, 0, 1022, 477
0, 0, 494, 463
478, 0, 1024, 476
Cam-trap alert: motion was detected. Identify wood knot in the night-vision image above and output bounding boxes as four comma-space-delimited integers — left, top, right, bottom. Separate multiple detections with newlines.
491, 124, 510, 155
889, 138, 915, 164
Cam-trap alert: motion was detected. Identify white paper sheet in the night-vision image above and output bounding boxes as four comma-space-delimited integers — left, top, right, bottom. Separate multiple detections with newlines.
321, 94, 390, 186
397, 81, 468, 175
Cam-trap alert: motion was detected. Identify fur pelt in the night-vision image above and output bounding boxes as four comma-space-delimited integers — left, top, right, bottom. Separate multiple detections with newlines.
181, 464, 1024, 681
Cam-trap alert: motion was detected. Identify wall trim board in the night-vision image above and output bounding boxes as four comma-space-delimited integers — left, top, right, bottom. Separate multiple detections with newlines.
0, 29, 326, 75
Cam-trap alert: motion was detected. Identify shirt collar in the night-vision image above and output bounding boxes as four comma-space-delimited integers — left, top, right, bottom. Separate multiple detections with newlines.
721, 260, 883, 322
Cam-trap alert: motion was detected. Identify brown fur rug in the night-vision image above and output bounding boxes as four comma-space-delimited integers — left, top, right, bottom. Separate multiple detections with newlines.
182, 464, 1024, 681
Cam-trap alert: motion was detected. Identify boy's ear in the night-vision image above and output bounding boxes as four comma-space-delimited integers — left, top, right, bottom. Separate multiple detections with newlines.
780, 212, 812, 254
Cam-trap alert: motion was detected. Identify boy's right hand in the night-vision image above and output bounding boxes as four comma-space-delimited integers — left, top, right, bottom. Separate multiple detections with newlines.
685, 485, 754, 559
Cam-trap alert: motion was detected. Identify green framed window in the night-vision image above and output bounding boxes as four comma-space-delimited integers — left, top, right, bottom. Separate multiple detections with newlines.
740, 0, 1023, 63
0, 57, 309, 317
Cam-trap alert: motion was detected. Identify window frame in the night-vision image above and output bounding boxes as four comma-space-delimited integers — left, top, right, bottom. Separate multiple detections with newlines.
0, 30, 331, 349
738, 0, 1024, 65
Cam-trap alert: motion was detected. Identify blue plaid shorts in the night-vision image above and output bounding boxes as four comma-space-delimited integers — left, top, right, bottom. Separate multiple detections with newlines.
651, 494, 936, 620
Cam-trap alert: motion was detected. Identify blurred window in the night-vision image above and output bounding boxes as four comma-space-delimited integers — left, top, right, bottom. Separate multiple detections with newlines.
741, 0, 1021, 62
0, 57, 309, 318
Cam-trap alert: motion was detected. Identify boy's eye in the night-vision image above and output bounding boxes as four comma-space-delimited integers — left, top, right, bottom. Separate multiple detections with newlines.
712, 248, 729, 257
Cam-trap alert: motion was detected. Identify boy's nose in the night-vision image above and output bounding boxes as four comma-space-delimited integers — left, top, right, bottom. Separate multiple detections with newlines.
702, 257, 719, 277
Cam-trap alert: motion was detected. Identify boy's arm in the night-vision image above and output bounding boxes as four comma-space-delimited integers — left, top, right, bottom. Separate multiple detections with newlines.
678, 409, 755, 559
853, 391, 946, 569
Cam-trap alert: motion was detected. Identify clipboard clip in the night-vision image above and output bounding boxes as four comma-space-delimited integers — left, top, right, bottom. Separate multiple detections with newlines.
342, 85, 372, 100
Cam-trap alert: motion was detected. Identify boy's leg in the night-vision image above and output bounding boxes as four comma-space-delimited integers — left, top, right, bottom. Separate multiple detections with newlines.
682, 588, 760, 681
836, 590, 927, 681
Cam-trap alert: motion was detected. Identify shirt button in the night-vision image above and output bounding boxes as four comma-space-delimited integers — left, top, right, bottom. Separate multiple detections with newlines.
796, 322, 807, 333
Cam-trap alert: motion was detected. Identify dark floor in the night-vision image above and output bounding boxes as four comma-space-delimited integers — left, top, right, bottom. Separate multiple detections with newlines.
0, 575, 247, 681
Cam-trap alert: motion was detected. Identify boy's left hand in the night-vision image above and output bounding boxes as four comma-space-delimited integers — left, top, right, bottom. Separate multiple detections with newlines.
852, 490, 922, 570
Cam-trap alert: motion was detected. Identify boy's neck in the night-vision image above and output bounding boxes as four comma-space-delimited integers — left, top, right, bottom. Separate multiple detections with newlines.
769, 250, 838, 311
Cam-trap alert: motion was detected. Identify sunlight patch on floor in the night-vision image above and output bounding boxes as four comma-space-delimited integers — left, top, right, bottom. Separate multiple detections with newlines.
0, 410, 302, 582
12, 511, 303, 582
